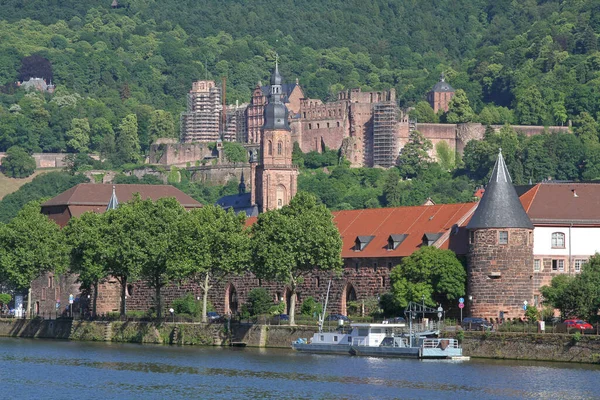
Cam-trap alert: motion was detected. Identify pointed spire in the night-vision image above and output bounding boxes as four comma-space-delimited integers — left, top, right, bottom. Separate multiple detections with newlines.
440, 72, 445, 82
106, 185, 119, 211
467, 149, 533, 230
239, 171, 246, 194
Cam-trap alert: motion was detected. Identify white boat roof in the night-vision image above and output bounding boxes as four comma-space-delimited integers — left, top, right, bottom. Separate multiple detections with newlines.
351, 323, 405, 328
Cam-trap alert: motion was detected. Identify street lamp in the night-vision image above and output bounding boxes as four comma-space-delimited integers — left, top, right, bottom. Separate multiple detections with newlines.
169, 308, 174, 323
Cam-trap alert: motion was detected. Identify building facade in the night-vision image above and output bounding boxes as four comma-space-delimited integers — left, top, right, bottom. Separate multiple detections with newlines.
180, 80, 222, 143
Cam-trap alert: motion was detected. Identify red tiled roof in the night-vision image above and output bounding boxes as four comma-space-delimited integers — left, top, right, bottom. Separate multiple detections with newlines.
332, 203, 477, 258
42, 184, 202, 209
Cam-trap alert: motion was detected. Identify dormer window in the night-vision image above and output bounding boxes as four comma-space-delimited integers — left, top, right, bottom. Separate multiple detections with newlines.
422, 233, 442, 247
387, 234, 408, 250
354, 236, 375, 251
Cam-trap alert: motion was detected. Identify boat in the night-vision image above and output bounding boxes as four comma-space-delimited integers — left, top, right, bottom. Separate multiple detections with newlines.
292, 291, 467, 360
292, 322, 465, 359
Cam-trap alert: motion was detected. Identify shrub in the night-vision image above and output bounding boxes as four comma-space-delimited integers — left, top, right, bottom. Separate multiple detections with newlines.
171, 293, 200, 317
246, 288, 273, 316
0, 293, 11, 305
300, 296, 323, 317
572, 331, 582, 344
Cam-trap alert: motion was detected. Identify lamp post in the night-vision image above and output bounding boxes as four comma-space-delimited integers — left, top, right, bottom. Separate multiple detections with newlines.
169, 308, 174, 323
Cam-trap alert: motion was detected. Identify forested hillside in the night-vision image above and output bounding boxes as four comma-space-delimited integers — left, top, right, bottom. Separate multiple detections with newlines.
0, 0, 600, 214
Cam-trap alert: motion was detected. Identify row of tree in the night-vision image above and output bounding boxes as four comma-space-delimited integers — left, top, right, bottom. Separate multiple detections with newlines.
0, 192, 343, 325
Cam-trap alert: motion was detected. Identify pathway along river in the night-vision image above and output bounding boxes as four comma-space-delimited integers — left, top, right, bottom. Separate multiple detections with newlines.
1, 337, 599, 399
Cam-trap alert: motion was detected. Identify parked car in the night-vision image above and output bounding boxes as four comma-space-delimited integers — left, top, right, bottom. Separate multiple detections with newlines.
326, 314, 349, 322
384, 317, 406, 324
206, 311, 222, 322
563, 319, 593, 331
275, 314, 289, 321
461, 317, 493, 331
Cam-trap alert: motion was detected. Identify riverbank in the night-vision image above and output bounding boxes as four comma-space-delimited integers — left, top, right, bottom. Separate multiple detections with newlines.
2, 318, 600, 364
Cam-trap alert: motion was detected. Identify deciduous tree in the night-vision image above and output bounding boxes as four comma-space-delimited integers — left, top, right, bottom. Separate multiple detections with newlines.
1, 146, 36, 178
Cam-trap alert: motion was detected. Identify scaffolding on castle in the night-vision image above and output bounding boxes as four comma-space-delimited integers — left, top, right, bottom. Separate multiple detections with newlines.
373, 102, 398, 168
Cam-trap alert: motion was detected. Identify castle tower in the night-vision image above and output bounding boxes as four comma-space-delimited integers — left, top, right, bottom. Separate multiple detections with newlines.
251, 60, 298, 212
466, 149, 534, 320
427, 73, 455, 113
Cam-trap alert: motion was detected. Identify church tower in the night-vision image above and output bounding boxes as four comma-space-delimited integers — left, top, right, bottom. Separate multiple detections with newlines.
250, 60, 298, 212
466, 149, 534, 321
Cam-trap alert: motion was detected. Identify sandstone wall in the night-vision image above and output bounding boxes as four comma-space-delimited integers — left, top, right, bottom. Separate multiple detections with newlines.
189, 164, 250, 185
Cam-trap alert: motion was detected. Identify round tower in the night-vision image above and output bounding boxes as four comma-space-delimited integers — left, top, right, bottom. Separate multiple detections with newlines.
466, 149, 534, 321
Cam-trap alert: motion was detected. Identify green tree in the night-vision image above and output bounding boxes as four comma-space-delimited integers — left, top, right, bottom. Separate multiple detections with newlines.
64, 211, 109, 317
435, 141, 455, 171
222, 141, 248, 163
574, 112, 599, 147
397, 130, 432, 179
383, 168, 402, 206
410, 101, 438, 123
147, 110, 175, 145
390, 246, 466, 308
445, 89, 475, 123
65, 118, 90, 153
250, 192, 343, 325
514, 86, 546, 125
0, 201, 68, 316
175, 205, 250, 322
246, 287, 273, 316
115, 114, 140, 165
1, 146, 36, 178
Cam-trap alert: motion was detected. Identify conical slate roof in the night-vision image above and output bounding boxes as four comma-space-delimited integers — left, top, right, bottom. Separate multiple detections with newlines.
467, 150, 534, 230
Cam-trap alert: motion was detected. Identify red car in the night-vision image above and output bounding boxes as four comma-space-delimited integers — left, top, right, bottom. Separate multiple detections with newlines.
564, 319, 593, 330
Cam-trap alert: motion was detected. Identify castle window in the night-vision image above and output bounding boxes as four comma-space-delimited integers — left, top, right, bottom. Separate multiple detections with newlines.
534, 259, 541, 272
355, 262, 359, 272
373, 262, 378, 271
381, 276, 385, 287
303, 112, 306, 118
551, 232, 565, 248
337, 121, 340, 127
268, 141, 273, 156
41, 288, 46, 301
575, 259, 585, 273
48, 276, 54, 288
327, 122, 330, 128
277, 141, 282, 155
469, 231, 475, 244
317, 123, 320, 129
308, 123, 312, 130
498, 231, 508, 245
552, 259, 564, 272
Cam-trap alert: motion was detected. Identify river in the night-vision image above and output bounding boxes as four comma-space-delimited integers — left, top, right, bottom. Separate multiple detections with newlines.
1, 337, 599, 399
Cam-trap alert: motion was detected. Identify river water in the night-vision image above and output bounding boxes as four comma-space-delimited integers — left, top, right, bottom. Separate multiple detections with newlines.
1, 338, 599, 400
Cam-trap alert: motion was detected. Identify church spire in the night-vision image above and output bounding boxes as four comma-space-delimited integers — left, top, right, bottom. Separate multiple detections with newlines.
263, 57, 289, 131
239, 171, 246, 194
467, 149, 533, 229
106, 185, 119, 211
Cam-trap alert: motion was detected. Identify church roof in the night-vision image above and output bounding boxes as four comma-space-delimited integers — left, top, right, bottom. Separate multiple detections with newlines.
467, 150, 534, 230
215, 193, 259, 217
260, 83, 299, 104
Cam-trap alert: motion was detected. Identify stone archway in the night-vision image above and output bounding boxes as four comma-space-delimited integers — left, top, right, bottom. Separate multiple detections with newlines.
276, 185, 287, 209
224, 283, 238, 315
341, 283, 357, 316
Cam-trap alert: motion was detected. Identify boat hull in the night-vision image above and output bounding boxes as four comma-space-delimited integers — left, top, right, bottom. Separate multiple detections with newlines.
292, 343, 352, 355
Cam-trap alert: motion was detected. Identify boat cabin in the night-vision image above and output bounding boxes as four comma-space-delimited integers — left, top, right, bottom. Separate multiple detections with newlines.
309, 323, 407, 346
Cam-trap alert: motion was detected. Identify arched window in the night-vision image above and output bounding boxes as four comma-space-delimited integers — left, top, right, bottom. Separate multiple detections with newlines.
268, 141, 273, 156
551, 232, 565, 248
277, 141, 282, 155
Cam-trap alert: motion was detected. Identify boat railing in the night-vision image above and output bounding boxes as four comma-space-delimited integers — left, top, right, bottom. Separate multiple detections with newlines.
422, 338, 459, 349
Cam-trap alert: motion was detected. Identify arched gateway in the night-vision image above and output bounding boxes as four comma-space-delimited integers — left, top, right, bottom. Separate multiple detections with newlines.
224, 283, 238, 315
340, 283, 357, 316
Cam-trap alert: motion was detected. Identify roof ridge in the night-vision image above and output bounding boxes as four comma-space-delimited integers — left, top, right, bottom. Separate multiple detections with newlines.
524, 183, 541, 213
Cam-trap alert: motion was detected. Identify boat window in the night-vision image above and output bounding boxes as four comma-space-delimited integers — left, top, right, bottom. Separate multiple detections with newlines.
371, 328, 381, 333
334, 336, 338, 342
347, 336, 352, 342
320, 335, 324, 341
358, 329, 369, 336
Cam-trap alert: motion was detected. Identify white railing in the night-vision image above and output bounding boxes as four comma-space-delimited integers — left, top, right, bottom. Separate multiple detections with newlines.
422, 338, 459, 349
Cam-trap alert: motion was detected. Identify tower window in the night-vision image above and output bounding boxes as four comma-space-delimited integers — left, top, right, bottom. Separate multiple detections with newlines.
551, 232, 565, 248
498, 231, 508, 245
469, 231, 475, 244
268, 141, 273, 156
277, 141, 282, 155
308, 123, 312, 130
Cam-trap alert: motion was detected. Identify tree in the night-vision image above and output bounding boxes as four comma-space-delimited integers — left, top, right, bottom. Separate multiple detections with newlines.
0, 201, 68, 316
222, 141, 247, 163
435, 141, 455, 171
251, 192, 342, 325
390, 246, 466, 308
410, 101, 438, 123
250, 192, 343, 325
115, 114, 140, 165
65, 118, 90, 153
574, 112, 599, 147
147, 110, 175, 146
175, 205, 250, 322
246, 288, 273, 316
1, 146, 36, 178
135, 197, 187, 319
383, 168, 402, 206
64, 211, 108, 317
445, 89, 475, 123
397, 130, 432, 179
